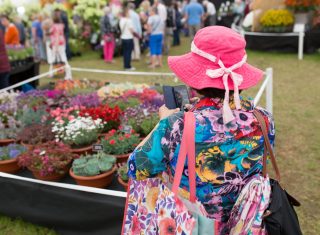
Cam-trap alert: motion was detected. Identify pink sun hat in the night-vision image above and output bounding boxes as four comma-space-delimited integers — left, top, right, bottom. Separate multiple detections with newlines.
168, 26, 264, 124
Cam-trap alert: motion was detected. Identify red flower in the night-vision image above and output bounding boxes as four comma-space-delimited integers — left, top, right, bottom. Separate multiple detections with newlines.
131, 215, 141, 235
119, 136, 124, 141
124, 133, 131, 139
109, 140, 116, 145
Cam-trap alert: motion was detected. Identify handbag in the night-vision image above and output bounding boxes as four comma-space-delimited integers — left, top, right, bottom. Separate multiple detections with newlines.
104, 34, 113, 43
227, 109, 302, 235
122, 112, 219, 235
253, 110, 303, 235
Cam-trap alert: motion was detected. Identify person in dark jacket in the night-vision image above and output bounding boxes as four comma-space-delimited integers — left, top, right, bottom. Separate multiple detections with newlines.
14, 16, 26, 45
173, 1, 182, 46
0, 29, 10, 90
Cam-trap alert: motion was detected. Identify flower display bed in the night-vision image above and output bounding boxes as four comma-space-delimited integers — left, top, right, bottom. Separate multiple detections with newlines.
0, 81, 163, 191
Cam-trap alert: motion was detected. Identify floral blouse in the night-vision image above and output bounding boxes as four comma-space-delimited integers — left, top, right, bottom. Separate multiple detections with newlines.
127, 97, 275, 222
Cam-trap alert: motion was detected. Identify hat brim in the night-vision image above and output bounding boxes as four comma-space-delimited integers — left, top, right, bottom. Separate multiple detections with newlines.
168, 52, 264, 90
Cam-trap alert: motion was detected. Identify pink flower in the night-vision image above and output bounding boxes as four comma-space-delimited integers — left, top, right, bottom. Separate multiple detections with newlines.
59, 120, 64, 124
109, 140, 116, 145
137, 206, 147, 215
175, 197, 184, 213
33, 149, 41, 154
68, 115, 75, 121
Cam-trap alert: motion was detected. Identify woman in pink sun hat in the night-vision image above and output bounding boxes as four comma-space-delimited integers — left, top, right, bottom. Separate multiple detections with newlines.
126, 26, 274, 233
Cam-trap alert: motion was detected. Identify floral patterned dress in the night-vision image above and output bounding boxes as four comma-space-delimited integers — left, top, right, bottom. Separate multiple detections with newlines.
128, 97, 275, 223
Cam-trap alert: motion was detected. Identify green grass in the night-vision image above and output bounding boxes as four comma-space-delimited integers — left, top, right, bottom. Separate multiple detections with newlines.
1, 37, 320, 234
0, 216, 57, 235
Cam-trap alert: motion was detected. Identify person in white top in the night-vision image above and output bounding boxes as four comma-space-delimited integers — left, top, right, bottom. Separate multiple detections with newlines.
119, 7, 135, 70
154, 0, 167, 23
203, 0, 216, 26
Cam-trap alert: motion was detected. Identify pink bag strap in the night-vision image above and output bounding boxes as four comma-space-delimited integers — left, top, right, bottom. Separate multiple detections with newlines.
172, 112, 196, 203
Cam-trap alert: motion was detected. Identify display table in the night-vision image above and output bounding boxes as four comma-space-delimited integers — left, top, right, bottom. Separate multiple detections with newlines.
0, 171, 126, 235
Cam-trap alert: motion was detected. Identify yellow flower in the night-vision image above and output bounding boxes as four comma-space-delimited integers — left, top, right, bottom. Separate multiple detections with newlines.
260, 9, 294, 27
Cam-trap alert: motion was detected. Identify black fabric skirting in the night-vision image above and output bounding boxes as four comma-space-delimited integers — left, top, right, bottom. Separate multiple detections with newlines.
0, 170, 126, 235
9, 61, 40, 90
245, 28, 320, 53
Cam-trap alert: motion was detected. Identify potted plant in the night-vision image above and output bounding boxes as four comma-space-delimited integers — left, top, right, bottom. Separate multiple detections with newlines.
70, 152, 116, 188
122, 104, 159, 137
117, 164, 128, 191
52, 116, 104, 155
79, 104, 122, 134
17, 124, 55, 150
285, 0, 318, 24
18, 141, 75, 181
0, 124, 21, 146
260, 9, 294, 33
16, 90, 48, 109
101, 130, 140, 164
0, 91, 20, 145
0, 144, 27, 173
18, 106, 49, 127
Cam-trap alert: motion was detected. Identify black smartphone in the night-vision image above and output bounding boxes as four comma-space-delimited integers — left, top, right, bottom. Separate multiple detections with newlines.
163, 85, 190, 109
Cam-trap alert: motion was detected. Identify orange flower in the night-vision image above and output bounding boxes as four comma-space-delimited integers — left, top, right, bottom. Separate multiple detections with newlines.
159, 218, 176, 235
146, 187, 159, 211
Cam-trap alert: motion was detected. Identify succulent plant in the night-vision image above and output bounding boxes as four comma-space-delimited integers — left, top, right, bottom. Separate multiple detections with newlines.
117, 164, 128, 182
72, 152, 116, 177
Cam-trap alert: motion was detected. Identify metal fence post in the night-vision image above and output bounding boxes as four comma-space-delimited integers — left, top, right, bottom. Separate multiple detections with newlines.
266, 67, 273, 114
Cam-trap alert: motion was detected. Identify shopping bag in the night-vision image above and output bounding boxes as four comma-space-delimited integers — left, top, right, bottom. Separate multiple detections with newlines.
122, 112, 217, 235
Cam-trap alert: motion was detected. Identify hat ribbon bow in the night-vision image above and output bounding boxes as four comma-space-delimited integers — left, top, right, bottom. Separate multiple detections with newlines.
191, 41, 247, 124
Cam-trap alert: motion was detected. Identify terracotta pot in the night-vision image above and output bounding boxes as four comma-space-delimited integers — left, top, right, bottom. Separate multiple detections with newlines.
0, 139, 15, 147
0, 158, 21, 174
117, 176, 128, 191
70, 166, 116, 188
112, 153, 131, 164
21, 141, 34, 151
28, 163, 71, 182
70, 145, 93, 156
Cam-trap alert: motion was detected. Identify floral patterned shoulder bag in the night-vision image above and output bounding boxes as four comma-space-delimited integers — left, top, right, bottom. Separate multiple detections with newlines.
122, 112, 219, 235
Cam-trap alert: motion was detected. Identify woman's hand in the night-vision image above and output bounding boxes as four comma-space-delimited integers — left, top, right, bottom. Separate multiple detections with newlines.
159, 105, 180, 120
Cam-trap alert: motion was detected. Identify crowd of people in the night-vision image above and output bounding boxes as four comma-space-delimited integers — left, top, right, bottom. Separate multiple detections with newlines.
101, 0, 220, 70
0, 0, 249, 80
0, 8, 72, 83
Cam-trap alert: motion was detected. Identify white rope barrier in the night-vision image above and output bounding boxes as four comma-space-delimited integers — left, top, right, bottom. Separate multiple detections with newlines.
0, 172, 127, 198
71, 67, 175, 76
